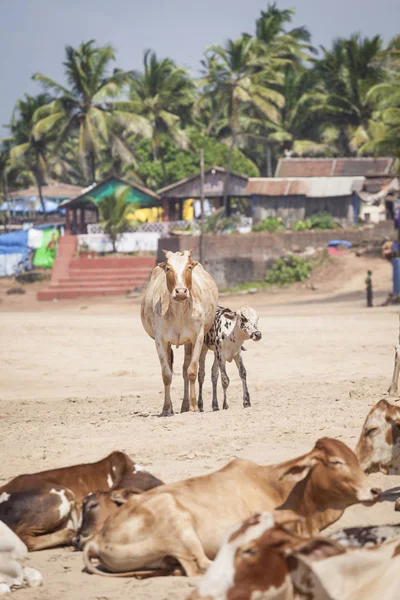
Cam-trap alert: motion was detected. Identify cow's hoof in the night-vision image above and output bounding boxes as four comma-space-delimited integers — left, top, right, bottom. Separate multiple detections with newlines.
180, 406, 190, 413
212, 406, 220, 412
198, 406, 204, 413
159, 410, 174, 417
243, 402, 251, 408
223, 405, 229, 410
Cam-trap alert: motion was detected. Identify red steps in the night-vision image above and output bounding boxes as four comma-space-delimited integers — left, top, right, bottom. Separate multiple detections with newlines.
37, 237, 155, 300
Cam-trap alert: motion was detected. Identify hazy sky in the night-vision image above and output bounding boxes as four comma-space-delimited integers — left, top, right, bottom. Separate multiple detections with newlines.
1, 0, 399, 136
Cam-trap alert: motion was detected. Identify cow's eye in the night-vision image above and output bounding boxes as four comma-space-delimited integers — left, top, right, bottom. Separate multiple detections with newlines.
329, 460, 344, 466
365, 427, 378, 437
88, 502, 99, 510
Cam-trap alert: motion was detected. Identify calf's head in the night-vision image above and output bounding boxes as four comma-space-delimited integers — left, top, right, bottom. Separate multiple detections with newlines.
74, 488, 139, 550
159, 250, 198, 302
279, 438, 381, 514
223, 306, 262, 341
355, 399, 400, 474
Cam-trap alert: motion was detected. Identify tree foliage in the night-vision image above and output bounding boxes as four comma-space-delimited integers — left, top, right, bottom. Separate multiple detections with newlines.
2, 4, 400, 200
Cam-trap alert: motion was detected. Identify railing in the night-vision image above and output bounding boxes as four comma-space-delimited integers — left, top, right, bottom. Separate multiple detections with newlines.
87, 216, 253, 236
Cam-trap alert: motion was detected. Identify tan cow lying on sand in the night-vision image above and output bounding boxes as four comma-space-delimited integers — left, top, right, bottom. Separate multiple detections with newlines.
141, 250, 218, 415
0, 452, 162, 551
0, 521, 42, 594
83, 438, 380, 577
189, 512, 400, 600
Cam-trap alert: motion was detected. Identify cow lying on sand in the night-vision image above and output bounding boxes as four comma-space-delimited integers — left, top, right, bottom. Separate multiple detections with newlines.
0, 521, 42, 594
198, 305, 261, 411
83, 438, 380, 577
0, 452, 162, 551
189, 512, 400, 600
355, 398, 400, 475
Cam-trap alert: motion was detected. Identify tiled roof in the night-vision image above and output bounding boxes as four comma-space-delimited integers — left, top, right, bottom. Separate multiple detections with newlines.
247, 177, 365, 198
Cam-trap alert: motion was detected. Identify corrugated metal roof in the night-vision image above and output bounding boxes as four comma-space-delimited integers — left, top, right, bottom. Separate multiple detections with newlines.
247, 177, 365, 198
275, 157, 395, 178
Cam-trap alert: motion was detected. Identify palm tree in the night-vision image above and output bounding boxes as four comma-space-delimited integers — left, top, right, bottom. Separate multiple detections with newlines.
5, 94, 53, 215
32, 40, 146, 184
92, 186, 136, 252
201, 36, 284, 209
116, 50, 194, 184
311, 34, 384, 154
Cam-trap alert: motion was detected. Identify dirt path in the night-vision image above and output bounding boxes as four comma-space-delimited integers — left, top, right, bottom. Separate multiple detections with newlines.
1, 253, 400, 599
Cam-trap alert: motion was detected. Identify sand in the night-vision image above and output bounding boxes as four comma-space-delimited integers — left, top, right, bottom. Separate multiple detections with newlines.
1, 253, 400, 599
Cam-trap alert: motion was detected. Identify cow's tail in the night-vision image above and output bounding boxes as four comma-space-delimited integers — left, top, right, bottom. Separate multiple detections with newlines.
83, 540, 177, 579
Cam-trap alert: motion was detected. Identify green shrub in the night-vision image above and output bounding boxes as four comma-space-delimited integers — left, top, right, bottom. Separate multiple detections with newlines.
265, 254, 312, 286
308, 211, 336, 230
293, 219, 312, 231
292, 212, 336, 231
252, 217, 284, 233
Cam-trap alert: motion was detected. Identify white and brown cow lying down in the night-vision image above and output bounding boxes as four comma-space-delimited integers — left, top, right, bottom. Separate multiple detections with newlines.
355, 398, 400, 475
189, 512, 400, 600
198, 305, 261, 411
83, 438, 380, 577
141, 250, 218, 416
0, 521, 42, 594
0, 451, 163, 551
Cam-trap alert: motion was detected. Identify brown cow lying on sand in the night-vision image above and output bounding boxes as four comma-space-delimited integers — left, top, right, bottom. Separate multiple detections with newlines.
83, 438, 381, 577
0, 452, 163, 551
189, 512, 400, 600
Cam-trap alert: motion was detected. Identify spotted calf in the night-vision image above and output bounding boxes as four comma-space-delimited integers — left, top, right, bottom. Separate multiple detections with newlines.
198, 305, 261, 411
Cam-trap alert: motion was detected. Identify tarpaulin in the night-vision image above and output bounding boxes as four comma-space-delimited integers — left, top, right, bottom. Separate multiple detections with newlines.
33, 228, 59, 269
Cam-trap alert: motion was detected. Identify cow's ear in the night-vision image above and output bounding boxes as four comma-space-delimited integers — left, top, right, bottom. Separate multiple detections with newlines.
158, 261, 166, 270
190, 260, 198, 268
162, 249, 169, 257
111, 487, 141, 506
224, 311, 237, 321
294, 538, 345, 562
279, 457, 317, 482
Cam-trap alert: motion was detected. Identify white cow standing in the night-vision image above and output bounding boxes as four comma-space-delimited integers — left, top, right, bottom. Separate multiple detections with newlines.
0, 521, 42, 594
141, 250, 218, 416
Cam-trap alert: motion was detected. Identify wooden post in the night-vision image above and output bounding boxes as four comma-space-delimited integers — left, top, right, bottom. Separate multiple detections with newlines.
199, 149, 205, 265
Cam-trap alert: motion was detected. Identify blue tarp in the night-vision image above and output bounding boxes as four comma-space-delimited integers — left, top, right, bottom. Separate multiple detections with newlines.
0, 198, 65, 214
0, 229, 29, 255
0, 230, 29, 277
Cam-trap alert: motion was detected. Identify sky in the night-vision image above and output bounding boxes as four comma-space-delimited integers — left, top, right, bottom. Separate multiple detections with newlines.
0, 0, 399, 136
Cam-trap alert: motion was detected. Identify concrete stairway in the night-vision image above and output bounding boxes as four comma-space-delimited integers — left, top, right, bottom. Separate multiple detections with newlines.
37, 236, 155, 300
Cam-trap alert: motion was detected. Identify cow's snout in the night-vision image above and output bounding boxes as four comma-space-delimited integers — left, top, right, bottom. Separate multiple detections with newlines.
251, 331, 262, 341
371, 487, 382, 499
173, 287, 189, 301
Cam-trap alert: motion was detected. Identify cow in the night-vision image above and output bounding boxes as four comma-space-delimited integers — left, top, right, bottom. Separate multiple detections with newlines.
330, 523, 400, 548
189, 513, 400, 600
74, 483, 163, 550
388, 316, 400, 397
355, 398, 400, 475
83, 438, 381, 577
141, 250, 218, 416
0, 452, 162, 551
0, 521, 42, 594
198, 306, 261, 411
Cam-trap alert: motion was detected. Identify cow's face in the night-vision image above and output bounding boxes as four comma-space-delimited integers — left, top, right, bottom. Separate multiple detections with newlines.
158, 250, 198, 302
237, 306, 261, 341
193, 512, 302, 600
74, 491, 117, 549
280, 438, 381, 510
74, 489, 138, 550
355, 399, 400, 474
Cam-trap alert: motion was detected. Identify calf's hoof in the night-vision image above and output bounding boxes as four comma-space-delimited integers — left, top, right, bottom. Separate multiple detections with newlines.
223, 404, 229, 410
243, 401, 251, 408
388, 386, 399, 398
395, 498, 400, 512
